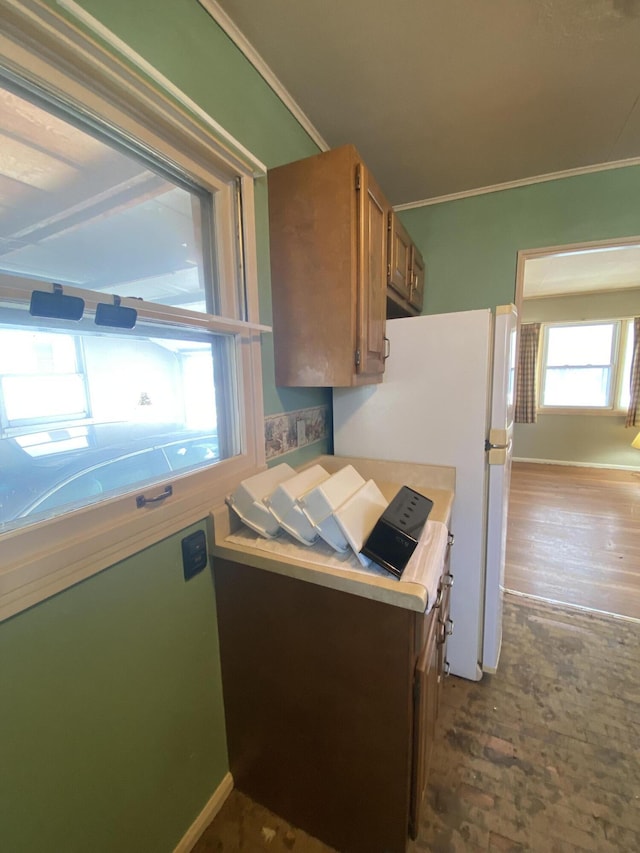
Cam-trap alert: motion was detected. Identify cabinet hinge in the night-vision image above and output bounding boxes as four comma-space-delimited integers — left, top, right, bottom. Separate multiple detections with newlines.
355, 349, 361, 367
355, 166, 361, 191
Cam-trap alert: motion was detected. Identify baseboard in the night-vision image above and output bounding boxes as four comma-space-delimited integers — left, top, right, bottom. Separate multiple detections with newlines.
174, 772, 234, 853
504, 588, 640, 625
513, 456, 639, 472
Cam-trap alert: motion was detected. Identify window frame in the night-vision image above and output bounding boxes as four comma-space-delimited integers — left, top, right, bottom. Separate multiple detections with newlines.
537, 319, 633, 415
0, 0, 267, 621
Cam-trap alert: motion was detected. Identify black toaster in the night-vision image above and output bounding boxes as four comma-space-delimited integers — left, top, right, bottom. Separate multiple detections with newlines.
361, 485, 433, 578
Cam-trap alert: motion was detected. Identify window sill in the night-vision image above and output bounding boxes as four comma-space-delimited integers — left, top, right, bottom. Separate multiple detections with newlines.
535, 408, 628, 417
0, 455, 261, 622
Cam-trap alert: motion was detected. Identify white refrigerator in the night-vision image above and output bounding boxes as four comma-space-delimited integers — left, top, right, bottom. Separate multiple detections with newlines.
333, 305, 517, 681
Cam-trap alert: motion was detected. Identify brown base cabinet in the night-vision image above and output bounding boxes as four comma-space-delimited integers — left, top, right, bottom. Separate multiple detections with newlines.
213, 542, 452, 853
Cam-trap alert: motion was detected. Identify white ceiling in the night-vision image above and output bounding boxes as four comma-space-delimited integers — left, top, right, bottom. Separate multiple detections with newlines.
208, 0, 640, 206
524, 244, 640, 298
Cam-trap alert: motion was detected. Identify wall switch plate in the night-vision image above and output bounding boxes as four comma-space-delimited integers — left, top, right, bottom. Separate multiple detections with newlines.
181, 530, 208, 580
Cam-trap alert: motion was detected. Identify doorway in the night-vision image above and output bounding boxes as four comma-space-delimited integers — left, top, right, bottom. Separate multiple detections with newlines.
504, 238, 640, 620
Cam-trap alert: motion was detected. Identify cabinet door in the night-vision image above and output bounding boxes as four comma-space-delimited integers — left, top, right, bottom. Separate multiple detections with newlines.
409, 606, 439, 839
357, 165, 388, 377
409, 246, 425, 312
388, 212, 412, 301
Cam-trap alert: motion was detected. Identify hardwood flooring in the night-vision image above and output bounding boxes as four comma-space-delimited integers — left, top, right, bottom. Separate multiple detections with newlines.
504, 462, 640, 621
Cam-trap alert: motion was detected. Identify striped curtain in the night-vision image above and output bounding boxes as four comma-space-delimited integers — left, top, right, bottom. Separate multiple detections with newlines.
514, 323, 541, 424
625, 317, 640, 428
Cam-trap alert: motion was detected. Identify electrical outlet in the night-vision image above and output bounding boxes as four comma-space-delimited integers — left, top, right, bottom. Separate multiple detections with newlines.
181, 530, 208, 580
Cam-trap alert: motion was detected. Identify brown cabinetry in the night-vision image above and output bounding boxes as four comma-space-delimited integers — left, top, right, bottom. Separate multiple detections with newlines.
410, 542, 453, 836
214, 541, 452, 853
387, 212, 425, 318
268, 145, 426, 386
268, 144, 389, 387
388, 211, 413, 303
409, 244, 425, 312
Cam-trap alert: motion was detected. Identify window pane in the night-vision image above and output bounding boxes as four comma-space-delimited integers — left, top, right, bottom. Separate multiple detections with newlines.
543, 366, 611, 407
0, 323, 237, 531
0, 85, 212, 313
3, 374, 87, 422
546, 324, 614, 367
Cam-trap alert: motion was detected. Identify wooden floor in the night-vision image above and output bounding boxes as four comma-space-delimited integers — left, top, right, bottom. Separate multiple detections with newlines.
504, 462, 640, 621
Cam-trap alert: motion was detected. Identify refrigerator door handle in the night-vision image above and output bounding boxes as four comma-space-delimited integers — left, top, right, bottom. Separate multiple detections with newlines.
485, 428, 512, 465
485, 427, 509, 451
484, 438, 508, 451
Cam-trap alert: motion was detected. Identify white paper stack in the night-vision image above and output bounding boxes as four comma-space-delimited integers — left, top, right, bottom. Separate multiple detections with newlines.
265, 464, 330, 545
333, 480, 388, 566
226, 463, 296, 538
299, 465, 366, 552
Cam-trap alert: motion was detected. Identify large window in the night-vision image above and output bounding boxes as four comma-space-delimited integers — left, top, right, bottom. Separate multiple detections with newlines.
0, 81, 242, 531
539, 320, 634, 412
0, 2, 265, 620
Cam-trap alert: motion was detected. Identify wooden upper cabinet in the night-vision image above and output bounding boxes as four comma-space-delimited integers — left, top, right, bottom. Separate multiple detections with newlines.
409, 245, 425, 312
357, 165, 388, 378
387, 212, 424, 318
388, 211, 412, 302
267, 145, 389, 387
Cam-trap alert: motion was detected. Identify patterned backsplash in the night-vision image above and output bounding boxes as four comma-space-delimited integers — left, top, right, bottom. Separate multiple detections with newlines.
264, 405, 330, 460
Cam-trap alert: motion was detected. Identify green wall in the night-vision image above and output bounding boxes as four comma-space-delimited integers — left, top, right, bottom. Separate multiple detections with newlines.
521, 289, 640, 324
1, 2, 330, 851
399, 167, 640, 467
399, 166, 640, 315
0, 522, 228, 852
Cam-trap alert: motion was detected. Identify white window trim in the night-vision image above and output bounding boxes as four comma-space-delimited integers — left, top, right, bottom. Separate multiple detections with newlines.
0, 0, 268, 621
537, 319, 632, 416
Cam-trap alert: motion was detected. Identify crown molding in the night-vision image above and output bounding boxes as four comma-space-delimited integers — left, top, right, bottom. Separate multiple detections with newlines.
197, 0, 329, 153
55, 0, 267, 175
394, 156, 640, 211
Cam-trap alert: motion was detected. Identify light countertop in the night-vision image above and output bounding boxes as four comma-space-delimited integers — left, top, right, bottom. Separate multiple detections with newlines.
209, 455, 455, 613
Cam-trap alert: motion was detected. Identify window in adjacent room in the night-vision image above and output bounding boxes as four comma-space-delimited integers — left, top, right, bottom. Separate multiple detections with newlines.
538, 319, 634, 411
